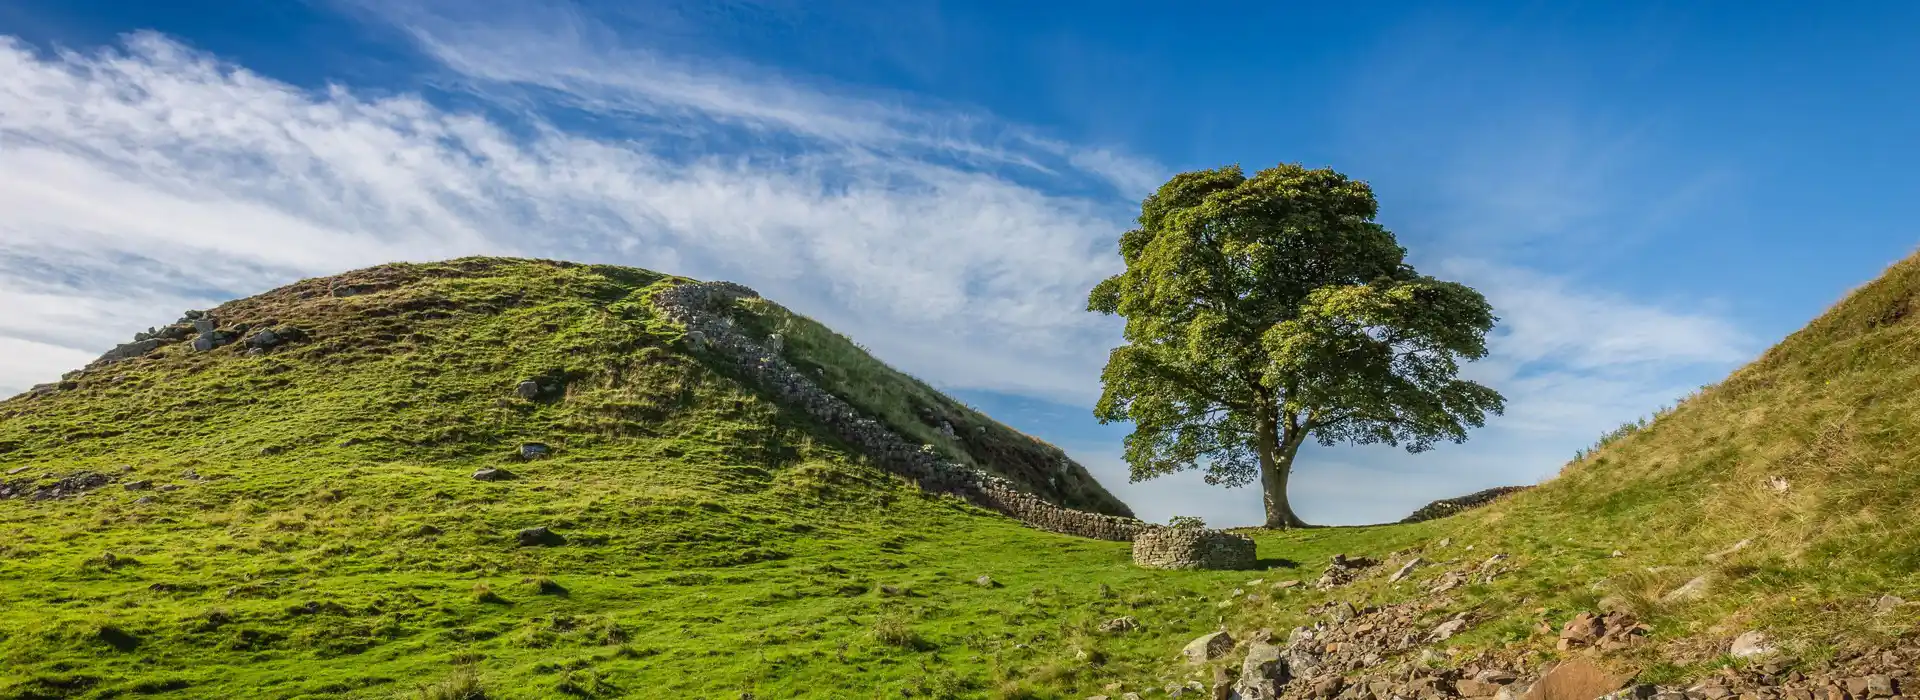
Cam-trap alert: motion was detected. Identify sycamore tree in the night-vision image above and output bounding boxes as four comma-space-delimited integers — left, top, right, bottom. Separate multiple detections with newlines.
1087, 163, 1505, 528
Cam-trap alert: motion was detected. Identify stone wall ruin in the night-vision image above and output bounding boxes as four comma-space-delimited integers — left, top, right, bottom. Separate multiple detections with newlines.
1130, 526, 1258, 570
652, 280, 1153, 543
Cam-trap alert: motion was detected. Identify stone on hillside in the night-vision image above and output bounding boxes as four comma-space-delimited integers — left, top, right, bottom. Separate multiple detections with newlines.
516, 526, 565, 547
192, 318, 216, 334
519, 443, 552, 459
1524, 659, 1628, 700
514, 380, 541, 400
1559, 612, 1602, 650
1476, 670, 1519, 685
123, 480, 152, 491
471, 467, 515, 482
1872, 594, 1905, 614
1236, 641, 1289, 700
6, 466, 28, 476
1731, 630, 1776, 658
974, 575, 998, 588
1273, 580, 1301, 589
1430, 618, 1469, 641
1182, 631, 1234, 664
1494, 683, 1532, 700
1458, 679, 1503, 697
1704, 538, 1751, 562
244, 328, 280, 349
1866, 675, 1897, 697
1098, 616, 1139, 634
1663, 575, 1711, 603
1389, 557, 1424, 582
156, 484, 181, 492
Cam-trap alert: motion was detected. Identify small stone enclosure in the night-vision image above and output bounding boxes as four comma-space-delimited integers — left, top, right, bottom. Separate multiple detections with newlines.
1131, 527, 1258, 570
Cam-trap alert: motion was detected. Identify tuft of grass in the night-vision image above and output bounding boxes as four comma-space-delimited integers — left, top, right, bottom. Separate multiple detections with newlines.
872, 612, 931, 651
411, 666, 487, 700
469, 583, 507, 606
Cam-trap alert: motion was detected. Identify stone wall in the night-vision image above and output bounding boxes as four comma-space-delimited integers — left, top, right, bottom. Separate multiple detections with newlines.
651, 281, 1150, 542
1398, 485, 1535, 524
1130, 527, 1258, 570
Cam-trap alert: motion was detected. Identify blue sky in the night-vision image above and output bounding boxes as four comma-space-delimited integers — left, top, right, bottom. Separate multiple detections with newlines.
2, 1, 1916, 526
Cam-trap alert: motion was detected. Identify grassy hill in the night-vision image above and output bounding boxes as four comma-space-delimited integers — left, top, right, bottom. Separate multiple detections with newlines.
6, 251, 1920, 699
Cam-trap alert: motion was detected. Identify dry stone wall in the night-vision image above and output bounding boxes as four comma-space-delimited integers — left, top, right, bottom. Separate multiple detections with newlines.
652, 281, 1150, 542
1131, 527, 1258, 570
1398, 485, 1534, 524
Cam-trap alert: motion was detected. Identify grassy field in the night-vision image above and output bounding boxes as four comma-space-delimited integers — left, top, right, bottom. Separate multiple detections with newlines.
7, 252, 1920, 698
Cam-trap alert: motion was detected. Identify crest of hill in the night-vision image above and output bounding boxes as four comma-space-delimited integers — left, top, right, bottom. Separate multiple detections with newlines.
2, 257, 1128, 516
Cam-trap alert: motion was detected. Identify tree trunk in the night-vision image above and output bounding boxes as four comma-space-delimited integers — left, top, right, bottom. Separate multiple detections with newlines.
1257, 419, 1311, 529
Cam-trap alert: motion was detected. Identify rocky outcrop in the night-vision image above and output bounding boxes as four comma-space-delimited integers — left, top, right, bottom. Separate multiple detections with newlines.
1399, 486, 1534, 523
652, 281, 1153, 543
1133, 527, 1258, 570
18, 309, 310, 401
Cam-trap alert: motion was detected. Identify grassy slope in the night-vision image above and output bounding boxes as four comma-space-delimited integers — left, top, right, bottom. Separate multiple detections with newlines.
0, 258, 1417, 699
9, 248, 1920, 698
1190, 250, 1920, 684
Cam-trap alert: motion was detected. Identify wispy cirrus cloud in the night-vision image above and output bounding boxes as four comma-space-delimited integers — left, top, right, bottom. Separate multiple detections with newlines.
0, 30, 1136, 402
0, 8, 1755, 526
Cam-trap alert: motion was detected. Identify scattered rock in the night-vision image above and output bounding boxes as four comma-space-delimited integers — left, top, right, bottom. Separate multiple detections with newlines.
412, 524, 444, 538
1273, 580, 1301, 589
514, 380, 541, 400
123, 480, 152, 491
1872, 594, 1905, 614
1525, 659, 1628, 700
974, 575, 999, 588
516, 526, 565, 547
1704, 539, 1751, 562
471, 467, 516, 482
1431, 618, 1469, 641
1236, 641, 1289, 700
1731, 631, 1776, 658
1316, 554, 1379, 589
1182, 631, 1234, 664
1663, 575, 1712, 603
1098, 616, 1139, 634
1389, 557, 1425, 583
1559, 612, 1603, 649
6, 466, 28, 476
157, 484, 181, 492
519, 443, 552, 460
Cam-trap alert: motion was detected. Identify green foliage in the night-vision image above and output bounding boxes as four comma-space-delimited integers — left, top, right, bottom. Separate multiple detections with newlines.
1088, 163, 1504, 525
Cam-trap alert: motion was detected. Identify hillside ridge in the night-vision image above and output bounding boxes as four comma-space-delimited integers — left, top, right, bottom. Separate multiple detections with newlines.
651, 279, 1148, 540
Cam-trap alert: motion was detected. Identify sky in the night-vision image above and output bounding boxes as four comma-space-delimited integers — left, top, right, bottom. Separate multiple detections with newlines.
2, 1, 1917, 527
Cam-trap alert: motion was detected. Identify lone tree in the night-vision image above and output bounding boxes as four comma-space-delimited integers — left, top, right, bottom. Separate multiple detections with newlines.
1088, 163, 1505, 528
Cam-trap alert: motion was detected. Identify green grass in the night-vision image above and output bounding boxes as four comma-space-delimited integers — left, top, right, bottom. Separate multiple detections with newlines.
9, 250, 1920, 698
0, 258, 1411, 698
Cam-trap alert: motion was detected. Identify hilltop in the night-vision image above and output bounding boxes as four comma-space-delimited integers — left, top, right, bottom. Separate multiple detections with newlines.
6, 251, 1920, 700
0, 257, 1213, 699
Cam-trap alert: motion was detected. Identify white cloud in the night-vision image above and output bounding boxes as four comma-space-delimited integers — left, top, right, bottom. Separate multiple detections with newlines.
0, 32, 1130, 402
0, 17, 1754, 529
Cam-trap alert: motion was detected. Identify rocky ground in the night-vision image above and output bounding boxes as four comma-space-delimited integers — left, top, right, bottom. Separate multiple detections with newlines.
1085, 541, 1918, 700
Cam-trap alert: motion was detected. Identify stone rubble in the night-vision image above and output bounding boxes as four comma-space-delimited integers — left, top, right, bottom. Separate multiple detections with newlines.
18, 307, 309, 400
0, 470, 114, 501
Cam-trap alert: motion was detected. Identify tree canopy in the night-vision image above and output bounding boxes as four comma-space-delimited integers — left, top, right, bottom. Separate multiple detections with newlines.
1087, 163, 1505, 527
